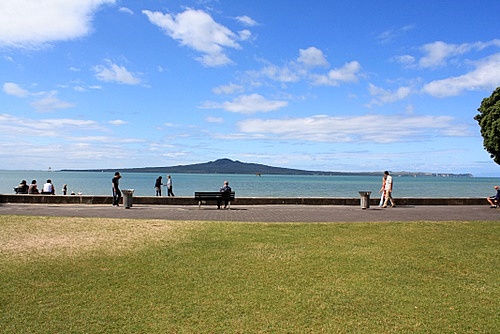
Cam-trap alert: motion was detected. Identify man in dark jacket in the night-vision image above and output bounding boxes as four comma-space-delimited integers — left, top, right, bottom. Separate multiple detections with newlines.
112, 172, 122, 206
217, 180, 232, 209
155, 176, 163, 196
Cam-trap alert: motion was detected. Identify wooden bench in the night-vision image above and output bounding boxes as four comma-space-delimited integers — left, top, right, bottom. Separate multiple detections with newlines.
194, 191, 235, 209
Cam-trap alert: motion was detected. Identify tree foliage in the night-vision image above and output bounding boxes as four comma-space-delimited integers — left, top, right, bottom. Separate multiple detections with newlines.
474, 87, 500, 165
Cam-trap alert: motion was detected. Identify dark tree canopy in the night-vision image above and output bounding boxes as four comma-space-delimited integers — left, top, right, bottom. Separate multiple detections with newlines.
474, 87, 500, 165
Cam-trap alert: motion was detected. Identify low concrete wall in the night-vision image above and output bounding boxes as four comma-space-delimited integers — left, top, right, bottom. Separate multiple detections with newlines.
0, 194, 486, 206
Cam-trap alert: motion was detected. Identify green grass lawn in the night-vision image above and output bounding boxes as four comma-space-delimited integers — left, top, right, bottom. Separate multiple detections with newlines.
1, 216, 498, 333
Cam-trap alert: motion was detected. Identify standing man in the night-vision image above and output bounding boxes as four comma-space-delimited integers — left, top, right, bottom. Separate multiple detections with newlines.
382, 171, 395, 208
166, 175, 175, 197
155, 176, 163, 196
112, 172, 122, 206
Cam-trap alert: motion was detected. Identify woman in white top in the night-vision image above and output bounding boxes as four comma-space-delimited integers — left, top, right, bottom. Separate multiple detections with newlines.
42, 179, 55, 195
382, 171, 395, 208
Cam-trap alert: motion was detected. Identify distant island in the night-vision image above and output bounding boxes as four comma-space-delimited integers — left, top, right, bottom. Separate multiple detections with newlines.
61, 158, 473, 177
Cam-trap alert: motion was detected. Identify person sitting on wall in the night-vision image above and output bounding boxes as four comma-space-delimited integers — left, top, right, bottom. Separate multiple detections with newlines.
28, 180, 39, 194
41, 179, 55, 195
14, 180, 29, 194
486, 185, 500, 208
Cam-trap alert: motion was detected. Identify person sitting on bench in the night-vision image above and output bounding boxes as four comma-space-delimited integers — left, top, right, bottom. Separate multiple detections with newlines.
486, 185, 500, 208
217, 180, 232, 209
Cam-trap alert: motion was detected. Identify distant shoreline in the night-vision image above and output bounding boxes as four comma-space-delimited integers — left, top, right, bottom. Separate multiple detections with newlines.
59, 158, 474, 178
60, 170, 474, 178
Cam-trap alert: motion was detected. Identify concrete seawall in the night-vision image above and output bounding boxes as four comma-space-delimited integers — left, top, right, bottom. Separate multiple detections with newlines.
0, 194, 486, 206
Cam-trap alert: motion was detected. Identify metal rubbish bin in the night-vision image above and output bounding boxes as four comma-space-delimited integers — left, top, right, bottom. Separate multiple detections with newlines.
122, 189, 134, 208
359, 191, 371, 209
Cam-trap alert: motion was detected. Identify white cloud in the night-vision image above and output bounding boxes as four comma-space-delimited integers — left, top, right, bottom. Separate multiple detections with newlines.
260, 64, 301, 83
419, 39, 500, 68
251, 47, 328, 84
3, 55, 15, 63
160, 151, 187, 159
419, 41, 464, 68
0, 113, 146, 169
94, 60, 141, 85
0, 114, 145, 169
143, 8, 246, 67
423, 53, 500, 97
298, 47, 329, 68
238, 29, 252, 41
235, 15, 258, 27
377, 25, 415, 44
73, 86, 86, 92
0, 0, 115, 49
202, 94, 288, 114
310, 61, 361, 86
197, 53, 233, 68
0, 113, 99, 137
368, 83, 413, 106
244, 47, 362, 91
393, 55, 415, 66
3, 82, 29, 97
212, 83, 244, 95
30, 91, 75, 112
108, 119, 127, 126
206, 116, 224, 123
237, 114, 468, 143
3, 83, 74, 112
119, 7, 134, 15
69, 136, 143, 144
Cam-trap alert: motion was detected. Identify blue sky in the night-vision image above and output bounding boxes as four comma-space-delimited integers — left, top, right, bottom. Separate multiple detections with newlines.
1, 0, 499, 176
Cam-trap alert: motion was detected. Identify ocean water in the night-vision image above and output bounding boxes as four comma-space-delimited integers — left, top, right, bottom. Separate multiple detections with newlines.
1, 170, 498, 198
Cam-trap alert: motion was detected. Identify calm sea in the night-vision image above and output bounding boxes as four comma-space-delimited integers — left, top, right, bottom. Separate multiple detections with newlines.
1, 170, 498, 198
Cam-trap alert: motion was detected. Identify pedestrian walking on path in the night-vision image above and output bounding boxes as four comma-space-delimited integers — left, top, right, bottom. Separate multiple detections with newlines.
112, 172, 122, 206
382, 171, 395, 208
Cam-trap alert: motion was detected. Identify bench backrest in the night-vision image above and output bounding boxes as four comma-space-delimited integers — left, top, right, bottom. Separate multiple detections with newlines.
194, 192, 235, 200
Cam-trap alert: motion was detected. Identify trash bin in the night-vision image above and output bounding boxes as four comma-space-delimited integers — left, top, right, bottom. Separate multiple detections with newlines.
122, 189, 134, 209
359, 191, 371, 209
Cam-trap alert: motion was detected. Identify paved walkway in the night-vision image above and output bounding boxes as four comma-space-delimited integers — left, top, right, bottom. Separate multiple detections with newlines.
1, 203, 499, 222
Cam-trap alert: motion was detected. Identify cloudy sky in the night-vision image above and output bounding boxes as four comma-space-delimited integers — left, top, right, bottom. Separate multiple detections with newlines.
1, 0, 499, 176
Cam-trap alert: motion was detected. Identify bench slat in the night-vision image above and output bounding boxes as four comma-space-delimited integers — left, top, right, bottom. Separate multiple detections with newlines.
195, 192, 235, 199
